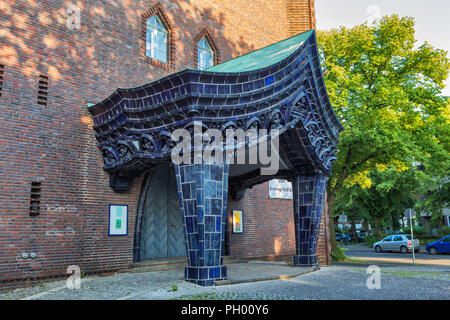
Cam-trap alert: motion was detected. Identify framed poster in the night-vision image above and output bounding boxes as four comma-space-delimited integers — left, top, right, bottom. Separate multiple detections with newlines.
108, 205, 128, 236
232, 210, 243, 233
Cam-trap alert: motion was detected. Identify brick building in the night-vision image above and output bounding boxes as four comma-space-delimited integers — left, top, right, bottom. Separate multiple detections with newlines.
0, 0, 335, 289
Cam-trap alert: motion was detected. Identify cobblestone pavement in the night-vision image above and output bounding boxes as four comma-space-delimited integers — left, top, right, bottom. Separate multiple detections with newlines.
0, 264, 449, 300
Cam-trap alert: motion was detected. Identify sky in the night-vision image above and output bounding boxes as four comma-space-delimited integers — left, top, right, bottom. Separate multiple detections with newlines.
315, 0, 450, 96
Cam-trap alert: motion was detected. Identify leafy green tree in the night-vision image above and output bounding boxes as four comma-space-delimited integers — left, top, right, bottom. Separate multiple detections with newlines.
317, 15, 450, 252
341, 165, 419, 239
414, 101, 450, 229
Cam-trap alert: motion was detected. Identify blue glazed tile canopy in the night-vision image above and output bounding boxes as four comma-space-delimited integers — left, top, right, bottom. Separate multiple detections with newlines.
87, 29, 342, 193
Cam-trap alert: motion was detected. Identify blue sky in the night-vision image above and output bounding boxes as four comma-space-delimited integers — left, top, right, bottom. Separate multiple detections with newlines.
316, 0, 450, 96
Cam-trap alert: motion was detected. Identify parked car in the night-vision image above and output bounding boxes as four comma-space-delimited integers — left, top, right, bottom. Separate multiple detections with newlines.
336, 233, 352, 244
358, 230, 371, 238
356, 232, 365, 242
373, 234, 421, 253
426, 235, 450, 255
348, 233, 357, 242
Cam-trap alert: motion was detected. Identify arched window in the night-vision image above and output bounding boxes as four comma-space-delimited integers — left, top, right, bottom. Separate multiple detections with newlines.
146, 15, 167, 63
197, 37, 214, 70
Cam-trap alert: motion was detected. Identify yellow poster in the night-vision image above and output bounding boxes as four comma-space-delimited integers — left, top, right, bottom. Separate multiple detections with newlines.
232, 210, 243, 233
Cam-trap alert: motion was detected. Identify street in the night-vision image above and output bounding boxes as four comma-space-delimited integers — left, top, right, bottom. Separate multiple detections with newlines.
344, 243, 450, 266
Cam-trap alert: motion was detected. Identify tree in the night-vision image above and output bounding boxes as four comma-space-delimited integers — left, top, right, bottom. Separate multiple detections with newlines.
317, 15, 450, 252
341, 165, 419, 239
414, 101, 450, 229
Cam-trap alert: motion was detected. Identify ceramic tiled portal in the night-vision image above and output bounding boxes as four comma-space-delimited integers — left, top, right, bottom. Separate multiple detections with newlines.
174, 164, 229, 286
292, 172, 328, 266
88, 30, 342, 286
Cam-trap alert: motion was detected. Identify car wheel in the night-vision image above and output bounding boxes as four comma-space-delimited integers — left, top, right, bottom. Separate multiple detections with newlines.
375, 245, 382, 253
429, 247, 438, 255
400, 246, 408, 254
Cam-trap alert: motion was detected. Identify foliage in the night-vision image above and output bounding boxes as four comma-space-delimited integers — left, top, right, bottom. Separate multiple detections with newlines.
318, 15, 450, 251
331, 245, 349, 261
418, 234, 441, 241
169, 284, 178, 292
401, 225, 450, 238
334, 227, 344, 233
413, 100, 450, 227
401, 225, 427, 237
441, 226, 450, 236
364, 233, 383, 246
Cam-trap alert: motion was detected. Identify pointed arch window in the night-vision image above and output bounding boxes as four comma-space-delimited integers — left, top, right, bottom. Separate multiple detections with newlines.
146, 15, 168, 63
197, 37, 214, 70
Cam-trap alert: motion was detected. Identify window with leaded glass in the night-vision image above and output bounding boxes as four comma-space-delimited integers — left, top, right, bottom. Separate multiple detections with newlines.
197, 37, 214, 70
146, 15, 168, 63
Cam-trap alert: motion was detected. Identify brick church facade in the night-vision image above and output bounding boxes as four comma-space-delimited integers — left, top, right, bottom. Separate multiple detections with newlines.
0, 0, 331, 290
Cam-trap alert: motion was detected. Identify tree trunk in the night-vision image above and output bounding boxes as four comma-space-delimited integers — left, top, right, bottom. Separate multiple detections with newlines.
327, 189, 338, 254
350, 216, 357, 243
372, 215, 384, 240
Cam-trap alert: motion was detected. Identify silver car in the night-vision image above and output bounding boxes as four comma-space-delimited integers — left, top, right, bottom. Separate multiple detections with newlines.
373, 235, 421, 253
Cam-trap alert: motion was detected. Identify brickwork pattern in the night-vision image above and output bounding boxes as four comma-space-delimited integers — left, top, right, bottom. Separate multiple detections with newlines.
286, 0, 316, 36
227, 182, 331, 265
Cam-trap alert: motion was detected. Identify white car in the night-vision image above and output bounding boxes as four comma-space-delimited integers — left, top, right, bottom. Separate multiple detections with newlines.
373, 235, 420, 253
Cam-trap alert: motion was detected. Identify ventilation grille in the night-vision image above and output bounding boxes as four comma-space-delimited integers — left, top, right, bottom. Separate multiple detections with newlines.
0, 64, 3, 97
37, 75, 48, 106
29, 182, 42, 216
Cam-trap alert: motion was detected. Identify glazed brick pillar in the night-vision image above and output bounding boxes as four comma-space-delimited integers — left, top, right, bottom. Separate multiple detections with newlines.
292, 171, 328, 266
174, 163, 229, 286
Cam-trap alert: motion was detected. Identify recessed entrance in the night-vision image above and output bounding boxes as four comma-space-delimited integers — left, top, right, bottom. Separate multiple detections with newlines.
139, 164, 186, 260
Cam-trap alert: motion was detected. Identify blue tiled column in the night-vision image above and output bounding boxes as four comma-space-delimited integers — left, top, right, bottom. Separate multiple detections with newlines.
292, 171, 328, 266
173, 163, 229, 286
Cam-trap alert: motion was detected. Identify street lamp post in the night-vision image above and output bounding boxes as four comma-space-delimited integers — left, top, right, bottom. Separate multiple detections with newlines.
405, 208, 416, 265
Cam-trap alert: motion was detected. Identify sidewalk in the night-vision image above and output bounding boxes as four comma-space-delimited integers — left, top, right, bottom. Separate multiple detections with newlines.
0, 262, 317, 300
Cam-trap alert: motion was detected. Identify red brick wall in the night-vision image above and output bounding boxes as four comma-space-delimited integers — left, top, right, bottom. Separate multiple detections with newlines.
318, 191, 331, 265
227, 182, 331, 265
0, 0, 316, 289
286, 0, 316, 35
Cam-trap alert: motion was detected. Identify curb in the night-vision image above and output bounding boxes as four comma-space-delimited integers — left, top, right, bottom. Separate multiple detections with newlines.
215, 266, 320, 286
332, 260, 440, 268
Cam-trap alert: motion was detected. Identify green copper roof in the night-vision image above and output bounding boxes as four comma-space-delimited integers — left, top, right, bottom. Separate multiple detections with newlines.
206, 29, 314, 73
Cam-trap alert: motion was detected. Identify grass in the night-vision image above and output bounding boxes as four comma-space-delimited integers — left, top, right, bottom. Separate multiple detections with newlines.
342, 257, 369, 263
332, 245, 368, 263
173, 291, 293, 300
174, 292, 221, 300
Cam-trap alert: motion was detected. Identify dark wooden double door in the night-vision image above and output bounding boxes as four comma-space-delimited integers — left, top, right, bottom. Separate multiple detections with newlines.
140, 165, 186, 260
